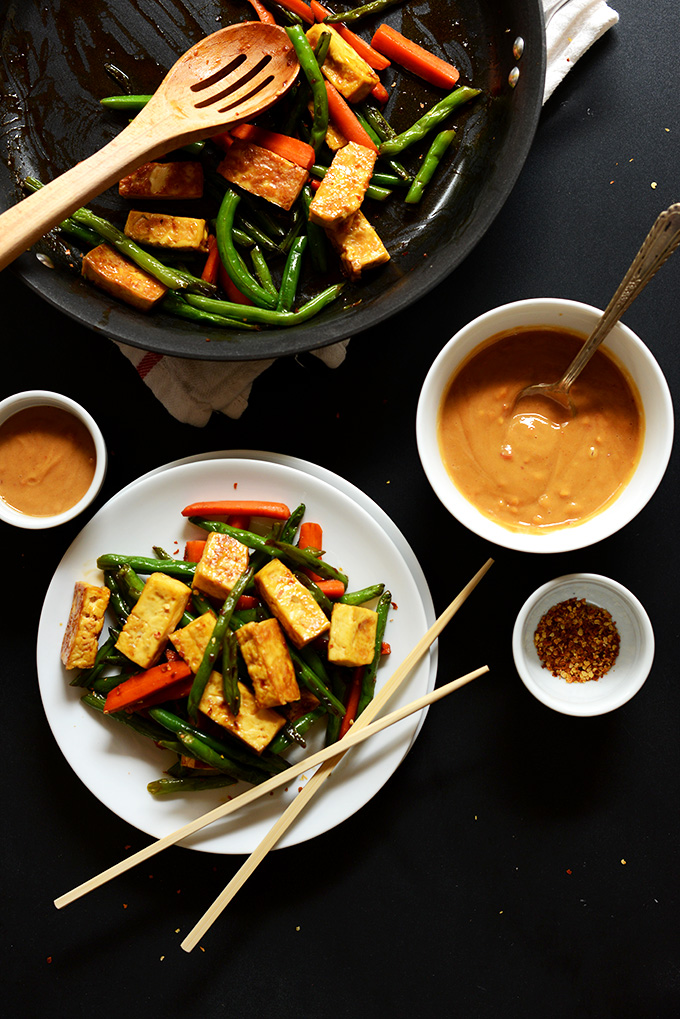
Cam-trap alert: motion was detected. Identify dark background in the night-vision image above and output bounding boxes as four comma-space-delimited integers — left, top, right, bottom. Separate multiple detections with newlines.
2, 1, 678, 1016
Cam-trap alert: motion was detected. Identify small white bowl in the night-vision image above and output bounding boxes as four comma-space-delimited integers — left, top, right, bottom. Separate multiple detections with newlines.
0, 390, 107, 530
416, 298, 674, 553
512, 573, 654, 716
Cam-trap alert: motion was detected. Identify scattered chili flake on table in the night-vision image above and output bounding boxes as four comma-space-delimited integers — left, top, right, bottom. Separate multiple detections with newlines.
534, 597, 620, 683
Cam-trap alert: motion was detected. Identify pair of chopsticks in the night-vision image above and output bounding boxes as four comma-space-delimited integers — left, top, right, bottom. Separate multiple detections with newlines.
54, 557, 493, 950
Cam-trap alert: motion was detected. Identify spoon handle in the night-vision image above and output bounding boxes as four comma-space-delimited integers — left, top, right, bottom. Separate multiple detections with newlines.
561, 203, 680, 390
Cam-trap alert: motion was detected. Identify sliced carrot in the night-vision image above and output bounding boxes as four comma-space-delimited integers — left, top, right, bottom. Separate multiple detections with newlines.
184, 539, 207, 562
371, 24, 460, 89
201, 235, 220, 285
273, 0, 314, 23
211, 131, 233, 151
181, 500, 292, 519
236, 594, 260, 610
315, 579, 346, 599
230, 123, 316, 170
338, 666, 364, 739
245, 0, 276, 23
310, 1, 391, 69
219, 263, 253, 305
104, 660, 193, 714
324, 80, 378, 151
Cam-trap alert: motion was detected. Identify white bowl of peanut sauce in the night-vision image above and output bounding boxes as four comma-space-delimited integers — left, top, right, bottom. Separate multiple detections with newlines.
0, 390, 107, 529
416, 299, 674, 553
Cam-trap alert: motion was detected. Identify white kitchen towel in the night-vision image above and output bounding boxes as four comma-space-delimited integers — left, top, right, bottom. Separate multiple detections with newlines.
116, 0, 618, 425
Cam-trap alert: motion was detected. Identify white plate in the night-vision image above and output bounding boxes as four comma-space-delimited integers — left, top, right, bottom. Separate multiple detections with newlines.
37, 455, 435, 854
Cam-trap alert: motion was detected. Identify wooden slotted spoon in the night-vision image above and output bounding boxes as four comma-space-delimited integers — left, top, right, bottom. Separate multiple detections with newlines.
0, 21, 299, 273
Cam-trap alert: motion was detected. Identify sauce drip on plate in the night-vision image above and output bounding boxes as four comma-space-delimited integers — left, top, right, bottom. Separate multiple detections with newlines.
437, 327, 643, 533
0, 406, 96, 516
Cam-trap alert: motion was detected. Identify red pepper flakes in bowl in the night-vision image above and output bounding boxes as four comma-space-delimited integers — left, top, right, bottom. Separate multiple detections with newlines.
534, 597, 620, 683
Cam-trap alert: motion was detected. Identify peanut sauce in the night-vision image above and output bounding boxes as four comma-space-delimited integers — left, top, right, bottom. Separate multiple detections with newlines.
0, 406, 96, 516
437, 327, 644, 533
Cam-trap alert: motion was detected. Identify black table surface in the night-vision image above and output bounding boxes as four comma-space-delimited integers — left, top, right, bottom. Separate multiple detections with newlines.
2, 2, 678, 1016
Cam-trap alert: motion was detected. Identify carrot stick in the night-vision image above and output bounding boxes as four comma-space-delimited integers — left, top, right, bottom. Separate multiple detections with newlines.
245, 0, 276, 22
324, 80, 378, 151
211, 132, 233, 152
272, 0, 314, 24
201, 236, 220, 285
370, 81, 390, 105
218, 263, 253, 305
298, 520, 324, 582
227, 514, 251, 530
338, 666, 364, 739
230, 123, 316, 170
104, 661, 193, 714
181, 500, 292, 519
309, 1, 391, 69
371, 24, 460, 89
236, 595, 260, 610
184, 539, 207, 562
315, 579, 346, 598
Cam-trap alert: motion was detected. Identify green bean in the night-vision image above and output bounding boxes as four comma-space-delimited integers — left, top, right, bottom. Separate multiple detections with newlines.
289, 649, 346, 717
286, 24, 329, 153
91, 668, 136, 696
96, 554, 195, 579
270, 704, 327, 753
267, 539, 349, 586
176, 731, 243, 776
379, 87, 481, 156
280, 502, 306, 544
216, 190, 278, 308
147, 775, 236, 795
82, 691, 168, 741
357, 588, 391, 714
323, 0, 404, 24
186, 282, 344, 326
324, 667, 347, 745
103, 571, 129, 626
353, 109, 413, 183
222, 629, 240, 716
23, 178, 102, 247
294, 570, 333, 616
187, 566, 254, 720
277, 235, 307, 311
309, 164, 391, 201
99, 93, 152, 111
147, 706, 275, 784
162, 292, 257, 330
405, 129, 457, 204
234, 213, 284, 255
250, 245, 279, 301
70, 628, 122, 688
301, 184, 328, 273
339, 583, 386, 605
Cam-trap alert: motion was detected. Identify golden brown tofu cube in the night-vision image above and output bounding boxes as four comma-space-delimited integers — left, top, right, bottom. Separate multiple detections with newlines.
192, 532, 250, 601
60, 581, 111, 670
306, 23, 379, 103
327, 603, 378, 667
115, 573, 192, 669
124, 211, 209, 252
236, 618, 300, 709
118, 161, 203, 199
199, 673, 286, 754
309, 142, 377, 228
82, 243, 167, 312
254, 559, 330, 648
216, 139, 308, 211
170, 612, 216, 673
326, 210, 390, 281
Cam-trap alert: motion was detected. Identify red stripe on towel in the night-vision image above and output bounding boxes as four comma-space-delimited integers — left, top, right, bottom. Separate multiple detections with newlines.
136, 352, 163, 378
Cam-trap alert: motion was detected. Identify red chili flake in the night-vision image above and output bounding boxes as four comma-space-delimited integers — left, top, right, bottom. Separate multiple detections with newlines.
534, 597, 620, 683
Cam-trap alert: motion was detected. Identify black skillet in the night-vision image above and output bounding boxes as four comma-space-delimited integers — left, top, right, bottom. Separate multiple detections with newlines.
0, 0, 545, 361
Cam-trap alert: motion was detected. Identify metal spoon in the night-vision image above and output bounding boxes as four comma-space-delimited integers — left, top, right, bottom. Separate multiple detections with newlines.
515, 203, 680, 415
0, 21, 299, 273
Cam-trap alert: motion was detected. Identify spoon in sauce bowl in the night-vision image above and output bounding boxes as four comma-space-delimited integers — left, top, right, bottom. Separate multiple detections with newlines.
0, 21, 300, 272
514, 203, 680, 416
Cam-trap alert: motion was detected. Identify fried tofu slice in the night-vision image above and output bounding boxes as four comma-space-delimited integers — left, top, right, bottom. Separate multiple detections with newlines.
199, 672, 286, 753
306, 23, 379, 103
326, 210, 390, 280
254, 559, 330, 648
170, 611, 216, 673
308, 142, 377, 228
81, 243, 167, 312
327, 603, 378, 667
192, 532, 250, 601
115, 572, 192, 669
124, 211, 209, 252
60, 581, 111, 670
216, 139, 308, 211
236, 618, 300, 709
118, 161, 203, 199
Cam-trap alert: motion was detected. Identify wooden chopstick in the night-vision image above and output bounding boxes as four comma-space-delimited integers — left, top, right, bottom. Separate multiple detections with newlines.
54, 663, 487, 910
180, 557, 494, 952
